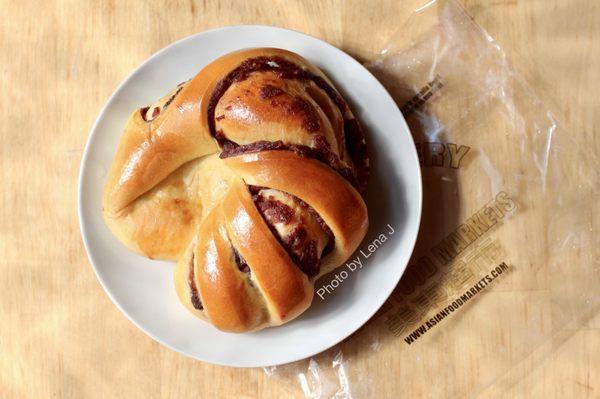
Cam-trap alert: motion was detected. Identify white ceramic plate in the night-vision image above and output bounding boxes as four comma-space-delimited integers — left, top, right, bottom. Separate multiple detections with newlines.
78, 25, 422, 367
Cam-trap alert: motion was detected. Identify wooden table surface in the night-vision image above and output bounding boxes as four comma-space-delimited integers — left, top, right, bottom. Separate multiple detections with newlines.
1, 0, 598, 398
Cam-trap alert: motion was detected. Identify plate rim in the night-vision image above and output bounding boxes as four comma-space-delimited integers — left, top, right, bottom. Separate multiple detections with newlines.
78, 24, 422, 367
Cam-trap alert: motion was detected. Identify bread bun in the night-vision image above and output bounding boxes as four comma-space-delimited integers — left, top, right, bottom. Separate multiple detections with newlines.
103, 48, 369, 332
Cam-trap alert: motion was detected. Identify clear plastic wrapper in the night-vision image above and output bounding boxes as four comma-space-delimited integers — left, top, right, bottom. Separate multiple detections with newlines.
265, 1, 599, 397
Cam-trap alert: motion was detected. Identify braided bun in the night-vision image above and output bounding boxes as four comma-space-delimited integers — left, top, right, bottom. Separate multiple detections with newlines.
103, 48, 369, 332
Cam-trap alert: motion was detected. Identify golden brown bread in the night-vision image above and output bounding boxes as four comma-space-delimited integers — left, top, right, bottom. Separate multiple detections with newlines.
103, 48, 369, 332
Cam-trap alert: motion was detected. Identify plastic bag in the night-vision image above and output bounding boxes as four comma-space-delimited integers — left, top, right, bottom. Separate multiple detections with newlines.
266, 1, 599, 397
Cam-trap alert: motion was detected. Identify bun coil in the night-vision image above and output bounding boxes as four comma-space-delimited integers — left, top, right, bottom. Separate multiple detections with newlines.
103, 48, 369, 332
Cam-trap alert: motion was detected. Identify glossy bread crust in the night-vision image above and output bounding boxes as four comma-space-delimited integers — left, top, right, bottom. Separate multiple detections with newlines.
103, 48, 369, 332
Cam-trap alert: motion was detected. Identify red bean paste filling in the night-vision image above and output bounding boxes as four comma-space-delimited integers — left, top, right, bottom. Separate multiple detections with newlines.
140, 83, 185, 122
249, 186, 334, 277
188, 253, 203, 310
233, 247, 251, 274
207, 56, 369, 194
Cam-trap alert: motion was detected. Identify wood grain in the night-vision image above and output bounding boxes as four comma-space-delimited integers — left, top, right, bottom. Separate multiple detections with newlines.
0, 0, 598, 397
